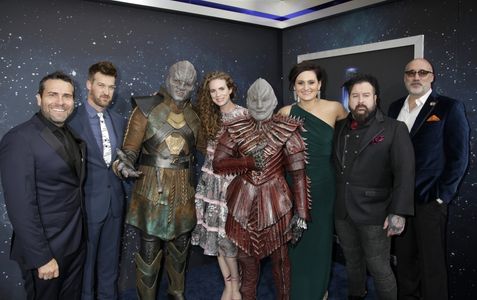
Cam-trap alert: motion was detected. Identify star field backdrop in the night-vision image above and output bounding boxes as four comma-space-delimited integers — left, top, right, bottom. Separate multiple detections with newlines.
0, 0, 475, 299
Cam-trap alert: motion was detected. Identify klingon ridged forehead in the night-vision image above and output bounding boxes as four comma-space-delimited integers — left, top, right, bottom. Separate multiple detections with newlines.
168, 60, 197, 86
166, 60, 197, 103
246, 78, 277, 121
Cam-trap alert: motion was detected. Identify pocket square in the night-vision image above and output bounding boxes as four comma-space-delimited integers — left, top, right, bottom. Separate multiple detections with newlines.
370, 135, 385, 144
426, 114, 440, 122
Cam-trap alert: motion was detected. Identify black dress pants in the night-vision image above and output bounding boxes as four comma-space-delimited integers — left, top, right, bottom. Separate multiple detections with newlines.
21, 246, 85, 300
395, 200, 448, 300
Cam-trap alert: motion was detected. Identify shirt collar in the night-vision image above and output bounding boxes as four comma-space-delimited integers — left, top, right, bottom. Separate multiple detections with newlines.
37, 111, 64, 131
84, 100, 107, 119
404, 88, 433, 112
37, 112, 69, 143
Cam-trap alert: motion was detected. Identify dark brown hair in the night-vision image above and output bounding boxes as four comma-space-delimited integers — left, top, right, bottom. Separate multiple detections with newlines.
288, 61, 323, 91
88, 61, 117, 80
197, 71, 237, 140
38, 71, 75, 98
343, 73, 381, 107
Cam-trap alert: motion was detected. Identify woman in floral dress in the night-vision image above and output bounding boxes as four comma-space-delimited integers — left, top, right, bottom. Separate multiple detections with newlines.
192, 71, 247, 300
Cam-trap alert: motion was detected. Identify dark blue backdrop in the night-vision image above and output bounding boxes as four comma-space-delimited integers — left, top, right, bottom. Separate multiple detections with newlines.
281, 1, 476, 299
1, 0, 475, 299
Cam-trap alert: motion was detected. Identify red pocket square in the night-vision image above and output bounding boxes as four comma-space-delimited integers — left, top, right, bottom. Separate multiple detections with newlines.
370, 135, 385, 144
426, 115, 440, 122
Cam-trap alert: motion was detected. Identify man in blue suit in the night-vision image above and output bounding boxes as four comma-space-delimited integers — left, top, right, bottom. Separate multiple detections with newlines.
69, 61, 127, 300
0, 71, 86, 299
388, 58, 470, 300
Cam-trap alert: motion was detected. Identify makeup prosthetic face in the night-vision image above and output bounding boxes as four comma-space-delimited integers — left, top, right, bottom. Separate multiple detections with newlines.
246, 78, 278, 121
166, 60, 197, 108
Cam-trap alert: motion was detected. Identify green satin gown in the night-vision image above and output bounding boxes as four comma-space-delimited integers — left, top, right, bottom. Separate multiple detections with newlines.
289, 104, 336, 300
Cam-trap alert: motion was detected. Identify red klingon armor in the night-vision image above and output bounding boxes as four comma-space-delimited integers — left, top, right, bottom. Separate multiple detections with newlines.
213, 114, 311, 259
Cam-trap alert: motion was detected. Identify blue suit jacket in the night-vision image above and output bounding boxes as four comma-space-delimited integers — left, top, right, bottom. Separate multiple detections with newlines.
388, 91, 470, 204
68, 104, 126, 223
0, 114, 86, 269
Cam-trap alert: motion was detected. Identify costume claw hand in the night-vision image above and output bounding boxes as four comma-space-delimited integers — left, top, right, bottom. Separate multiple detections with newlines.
115, 149, 142, 178
117, 162, 142, 178
248, 143, 266, 170
286, 214, 307, 245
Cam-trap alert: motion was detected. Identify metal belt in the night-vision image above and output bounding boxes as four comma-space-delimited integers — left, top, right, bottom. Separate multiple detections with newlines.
139, 153, 191, 169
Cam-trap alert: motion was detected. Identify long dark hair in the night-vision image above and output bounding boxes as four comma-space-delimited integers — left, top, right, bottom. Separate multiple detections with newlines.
197, 71, 237, 140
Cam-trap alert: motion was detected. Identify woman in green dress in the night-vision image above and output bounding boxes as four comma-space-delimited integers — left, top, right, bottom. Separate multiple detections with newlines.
279, 61, 347, 299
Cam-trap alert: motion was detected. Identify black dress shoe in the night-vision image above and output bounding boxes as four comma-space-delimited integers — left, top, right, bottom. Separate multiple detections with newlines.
348, 290, 367, 300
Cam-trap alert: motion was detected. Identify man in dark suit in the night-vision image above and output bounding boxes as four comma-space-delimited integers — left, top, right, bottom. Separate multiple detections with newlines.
388, 58, 470, 300
334, 74, 415, 300
68, 61, 127, 300
0, 71, 85, 300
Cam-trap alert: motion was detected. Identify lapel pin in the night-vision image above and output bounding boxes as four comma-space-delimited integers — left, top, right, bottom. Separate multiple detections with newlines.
430, 101, 436, 106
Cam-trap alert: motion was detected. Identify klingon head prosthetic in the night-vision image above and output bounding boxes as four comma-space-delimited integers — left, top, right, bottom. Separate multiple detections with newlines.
166, 60, 197, 108
246, 78, 278, 121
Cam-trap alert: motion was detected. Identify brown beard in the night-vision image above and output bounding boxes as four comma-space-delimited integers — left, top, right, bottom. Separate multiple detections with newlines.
350, 104, 376, 123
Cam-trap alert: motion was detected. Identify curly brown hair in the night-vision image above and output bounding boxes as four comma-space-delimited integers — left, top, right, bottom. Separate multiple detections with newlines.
197, 71, 237, 140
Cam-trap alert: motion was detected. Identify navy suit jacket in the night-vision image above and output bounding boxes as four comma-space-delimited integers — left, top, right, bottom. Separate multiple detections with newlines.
68, 104, 126, 223
0, 114, 86, 269
388, 91, 470, 204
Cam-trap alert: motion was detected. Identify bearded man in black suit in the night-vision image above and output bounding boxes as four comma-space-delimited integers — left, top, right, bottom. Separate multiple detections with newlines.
334, 74, 415, 300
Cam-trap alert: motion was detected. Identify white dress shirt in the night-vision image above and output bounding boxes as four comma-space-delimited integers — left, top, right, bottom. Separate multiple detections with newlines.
397, 89, 443, 204
397, 88, 433, 132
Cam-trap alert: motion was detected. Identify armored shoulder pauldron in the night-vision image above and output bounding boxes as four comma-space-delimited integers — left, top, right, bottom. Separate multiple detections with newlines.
224, 114, 303, 154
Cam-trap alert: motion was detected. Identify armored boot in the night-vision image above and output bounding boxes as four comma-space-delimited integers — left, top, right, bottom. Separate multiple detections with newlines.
165, 235, 191, 300
135, 250, 163, 300
237, 250, 260, 300
270, 245, 291, 300
136, 233, 164, 300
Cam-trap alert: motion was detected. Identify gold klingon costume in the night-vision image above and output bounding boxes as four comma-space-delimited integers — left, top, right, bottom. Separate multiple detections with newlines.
123, 91, 200, 240
118, 89, 201, 300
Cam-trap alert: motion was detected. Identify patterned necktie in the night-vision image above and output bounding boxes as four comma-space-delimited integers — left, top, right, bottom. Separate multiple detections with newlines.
97, 112, 112, 166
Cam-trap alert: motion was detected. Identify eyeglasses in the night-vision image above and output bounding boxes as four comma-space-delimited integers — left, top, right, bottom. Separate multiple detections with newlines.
404, 69, 433, 78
